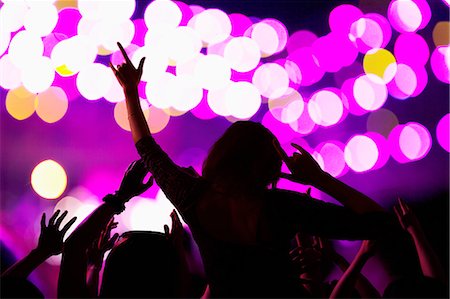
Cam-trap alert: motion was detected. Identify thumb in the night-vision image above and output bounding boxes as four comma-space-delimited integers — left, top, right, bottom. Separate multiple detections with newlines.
164, 225, 170, 238
138, 57, 146, 73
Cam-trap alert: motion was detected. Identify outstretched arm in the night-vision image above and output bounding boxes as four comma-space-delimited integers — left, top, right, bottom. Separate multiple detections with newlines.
2, 210, 76, 279
274, 141, 384, 214
394, 198, 446, 284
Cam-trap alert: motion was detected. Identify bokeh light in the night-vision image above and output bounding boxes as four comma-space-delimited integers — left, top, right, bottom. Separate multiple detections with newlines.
315, 141, 348, 177
365, 13, 392, 48
313, 32, 358, 72
24, 3, 58, 37
286, 30, 317, 54
224, 81, 261, 119
394, 33, 429, 67
114, 99, 150, 131
8, 30, 44, 70
229, 13, 253, 37
76, 63, 113, 100
194, 54, 231, 91
344, 134, 379, 172
363, 48, 397, 83
132, 46, 169, 84
252, 63, 289, 98
259, 18, 288, 54
436, 114, 449, 152
170, 75, 203, 111
191, 8, 231, 45
433, 21, 450, 47
430, 46, 450, 84
308, 89, 345, 127
268, 88, 304, 124
53, 8, 81, 38
388, 0, 423, 33
163, 26, 202, 65
224, 37, 261, 72
286, 47, 324, 86
0, 55, 22, 90
353, 74, 387, 110
0, 1, 29, 33
389, 123, 432, 163
366, 108, 399, 138
387, 64, 417, 99
289, 108, 316, 136
31, 160, 68, 200
21, 56, 56, 94
35, 87, 69, 123
79, 0, 135, 22
147, 105, 171, 134
207, 86, 230, 117
329, 4, 363, 34
5, 86, 37, 121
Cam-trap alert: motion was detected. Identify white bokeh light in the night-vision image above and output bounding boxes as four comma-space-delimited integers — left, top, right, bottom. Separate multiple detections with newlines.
308, 89, 344, 127
0, 55, 22, 90
190, 8, 232, 45
76, 63, 114, 100
224, 37, 261, 72
252, 63, 289, 98
194, 54, 231, 91
0, 1, 29, 33
345, 135, 379, 172
132, 46, 169, 84
225, 81, 262, 119
31, 160, 68, 200
21, 56, 55, 94
23, 3, 58, 37
144, 0, 182, 30
8, 30, 44, 70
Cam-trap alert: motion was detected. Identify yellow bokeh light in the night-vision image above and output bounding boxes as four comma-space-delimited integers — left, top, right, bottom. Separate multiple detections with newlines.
31, 160, 68, 200
36, 86, 69, 123
114, 100, 150, 131
433, 21, 450, 47
56, 64, 75, 77
148, 105, 170, 134
363, 48, 397, 82
54, 0, 78, 11
6, 86, 37, 120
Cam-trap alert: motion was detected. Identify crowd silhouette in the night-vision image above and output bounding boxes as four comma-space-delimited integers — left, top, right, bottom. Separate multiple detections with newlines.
1, 43, 448, 298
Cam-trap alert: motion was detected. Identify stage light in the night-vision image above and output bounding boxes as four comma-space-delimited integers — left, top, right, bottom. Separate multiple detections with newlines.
224, 37, 261, 72
76, 63, 113, 100
145, 0, 182, 30
394, 33, 429, 66
387, 64, 417, 99
436, 114, 449, 152
148, 105, 171, 134
308, 89, 344, 127
191, 8, 231, 45
5, 86, 37, 121
268, 88, 304, 124
163, 26, 202, 65
345, 135, 379, 172
366, 108, 399, 138
0, 1, 29, 33
24, 3, 58, 37
225, 81, 261, 119
252, 63, 289, 98
353, 74, 387, 111
433, 21, 450, 47
131, 46, 169, 84
349, 17, 384, 53
170, 75, 203, 111
35, 86, 68, 123
388, 0, 422, 33
430, 46, 450, 84
329, 4, 363, 34
286, 47, 324, 86
31, 160, 67, 200
114, 99, 150, 131
22, 56, 55, 94
286, 30, 317, 54
0, 55, 22, 90
8, 30, 44, 70
315, 141, 348, 177
194, 54, 231, 91
363, 48, 397, 83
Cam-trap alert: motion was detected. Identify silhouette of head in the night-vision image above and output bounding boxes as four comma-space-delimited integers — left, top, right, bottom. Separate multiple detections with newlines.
202, 121, 282, 190
100, 231, 182, 298
0, 277, 44, 298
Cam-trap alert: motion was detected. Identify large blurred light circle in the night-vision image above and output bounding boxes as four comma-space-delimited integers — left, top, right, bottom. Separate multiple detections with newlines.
92, 19, 135, 52
224, 37, 261, 72
353, 74, 387, 110
433, 21, 450, 47
194, 54, 231, 91
430, 46, 450, 84
286, 30, 318, 54
315, 141, 347, 177
148, 106, 170, 134
192, 8, 231, 45
170, 75, 203, 111
35, 87, 68, 123
349, 17, 384, 53
207, 86, 230, 117
260, 19, 288, 54
31, 160, 68, 199
387, 64, 417, 99
79, 0, 135, 21
145, 0, 182, 29
146, 72, 176, 109
394, 33, 429, 66
114, 99, 150, 131
8, 30, 44, 70
366, 108, 399, 138
329, 4, 363, 34
225, 81, 261, 119
247, 22, 279, 57
363, 48, 397, 83
365, 13, 392, 49
388, 0, 422, 33
0, 55, 22, 90
5, 86, 37, 120
76, 63, 113, 100
22, 56, 56, 94
289, 108, 316, 136
53, 8, 81, 38
286, 47, 324, 86
24, 4, 58, 37
162, 26, 202, 65
399, 123, 432, 161
252, 63, 289, 98
0, 28, 10, 57
312, 32, 358, 72
269, 88, 304, 123
308, 89, 344, 127
436, 114, 449, 152
344, 135, 379, 172
0, 1, 29, 33
132, 46, 169, 84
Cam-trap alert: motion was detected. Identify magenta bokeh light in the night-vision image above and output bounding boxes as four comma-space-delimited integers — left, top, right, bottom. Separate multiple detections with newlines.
342, 77, 369, 116
53, 8, 81, 38
229, 13, 253, 37
394, 33, 429, 67
262, 111, 296, 144
365, 13, 392, 49
190, 90, 217, 120
366, 132, 390, 170
388, 0, 426, 33
287, 47, 324, 86
389, 123, 432, 163
329, 4, 363, 34
314, 141, 348, 177
131, 19, 147, 46
308, 88, 346, 127
436, 114, 449, 152
431, 46, 450, 84
353, 74, 388, 111
344, 134, 380, 173
387, 64, 418, 100
286, 30, 318, 54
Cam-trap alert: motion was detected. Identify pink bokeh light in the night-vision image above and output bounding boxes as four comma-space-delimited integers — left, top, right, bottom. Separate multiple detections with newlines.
314, 141, 348, 178
287, 47, 324, 86
430, 46, 450, 84
389, 123, 432, 163
387, 64, 418, 100
308, 88, 346, 127
436, 114, 449, 152
229, 13, 253, 37
329, 4, 363, 34
53, 8, 81, 38
345, 134, 380, 173
286, 30, 318, 54
394, 33, 429, 67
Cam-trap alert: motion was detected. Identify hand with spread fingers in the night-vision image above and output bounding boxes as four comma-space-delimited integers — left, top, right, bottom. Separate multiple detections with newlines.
88, 218, 119, 269
109, 42, 145, 90
37, 210, 77, 257
394, 197, 422, 235
273, 140, 325, 186
117, 159, 154, 202
164, 209, 184, 249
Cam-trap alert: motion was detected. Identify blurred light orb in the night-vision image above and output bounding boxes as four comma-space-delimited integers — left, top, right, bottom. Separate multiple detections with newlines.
229, 13, 253, 37
192, 8, 232, 45
313, 32, 358, 72
31, 160, 68, 200
79, 0, 135, 21
114, 100, 150, 131
194, 54, 231, 91
8, 30, 44, 70
146, 72, 176, 109
22, 56, 56, 94
110, 44, 139, 66
260, 18, 288, 54
269, 88, 304, 124
225, 81, 261, 119
286, 30, 318, 54
224, 37, 261, 72
76, 63, 113, 100
315, 142, 347, 177
345, 135, 379, 172
399, 123, 432, 161
43, 33, 68, 57
308, 89, 344, 127
289, 108, 316, 136
353, 74, 387, 111
104, 79, 126, 103
248, 22, 279, 57
387, 64, 417, 99
433, 21, 450, 47
252, 63, 289, 98
388, 0, 422, 33
0, 1, 29, 33
436, 114, 449, 152
365, 13, 392, 49
94, 19, 135, 51
0, 55, 22, 90
329, 4, 363, 34
410, 64, 428, 97
176, 53, 203, 77
394, 33, 429, 66
145, 0, 182, 30
207, 86, 230, 116
5, 86, 37, 120
363, 48, 397, 83
0, 28, 10, 57
53, 8, 81, 38
430, 46, 450, 84
262, 111, 296, 144
148, 105, 171, 134
286, 47, 324, 86
170, 75, 203, 111
366, 108, 399, 138
35, 87, 68, 123
24, 3, 58, 37
132, 46, 169, 84
162, 27, 202, 65
349, 17, 384, 53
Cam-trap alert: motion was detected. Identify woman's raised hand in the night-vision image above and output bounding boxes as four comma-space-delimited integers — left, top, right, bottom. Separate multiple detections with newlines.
110, 42, 145, 90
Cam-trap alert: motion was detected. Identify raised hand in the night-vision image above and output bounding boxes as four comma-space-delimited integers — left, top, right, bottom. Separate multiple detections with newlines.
117, 159, 154, 201
273, 140, 324, 186
164, 209, 184, 249
109, 42, 145, 90
37, 210, 77, 256
358, 240, 377, 258
87, 218, 119, 268
394, 197, 422, 235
